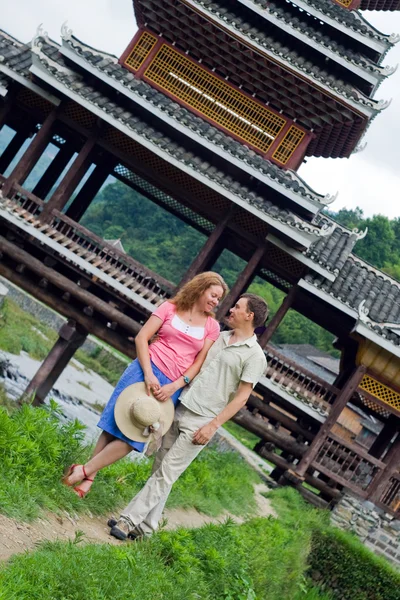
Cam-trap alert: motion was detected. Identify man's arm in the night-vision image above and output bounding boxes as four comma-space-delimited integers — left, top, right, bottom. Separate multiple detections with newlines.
192, 381, 253, 445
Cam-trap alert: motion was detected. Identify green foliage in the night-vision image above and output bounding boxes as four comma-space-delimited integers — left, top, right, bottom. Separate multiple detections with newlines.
0, 402, 259, 522
309, 527, 400, 600
0, 299, 57, 360
0, 517, 314, 600
223, 420, 261, 450
326, 207, 400, 280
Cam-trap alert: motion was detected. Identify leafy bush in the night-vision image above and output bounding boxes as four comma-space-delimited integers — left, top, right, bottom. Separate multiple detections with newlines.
309, 527, 400, 600
0, 402, 259, 521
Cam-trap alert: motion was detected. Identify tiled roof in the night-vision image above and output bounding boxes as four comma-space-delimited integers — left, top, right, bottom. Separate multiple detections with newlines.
25, 34, 331, 241
133, 0, 371, 158
0, 30, 31, 76
305, 218, 362, 274
305, 255, 400, 345
360, 0, 400, 9
294, 0, 395, 41
198, 0, 387, 78
63, 33, 328, 207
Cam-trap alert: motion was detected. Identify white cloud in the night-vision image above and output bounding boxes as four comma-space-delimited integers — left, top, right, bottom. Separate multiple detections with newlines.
2, 1, 400, 218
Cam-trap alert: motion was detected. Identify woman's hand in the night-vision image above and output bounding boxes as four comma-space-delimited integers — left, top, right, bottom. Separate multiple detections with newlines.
144, 372, 161, 396
153, 383, 177, 402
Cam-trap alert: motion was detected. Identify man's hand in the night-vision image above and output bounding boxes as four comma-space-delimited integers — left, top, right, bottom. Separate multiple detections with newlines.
153, 383, 177, 402
192, 421, 218, 445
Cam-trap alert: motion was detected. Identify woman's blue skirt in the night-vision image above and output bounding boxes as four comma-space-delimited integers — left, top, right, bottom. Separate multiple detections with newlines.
97, 359, 182, 452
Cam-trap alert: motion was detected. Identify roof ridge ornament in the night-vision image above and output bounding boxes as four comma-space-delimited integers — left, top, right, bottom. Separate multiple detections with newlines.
61, 21, 73, 42
320, 191, 338, 206
31, 23, 48, 51
353, 141, 367, 154
382, 64, 398, 77
353, 227, 368, 240
318, 223, 336, 238
389, 33, 400, 45
358, 299, 400, 330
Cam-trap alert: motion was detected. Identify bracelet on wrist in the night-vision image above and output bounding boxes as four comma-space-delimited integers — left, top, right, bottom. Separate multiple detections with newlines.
183, 375, 190, 385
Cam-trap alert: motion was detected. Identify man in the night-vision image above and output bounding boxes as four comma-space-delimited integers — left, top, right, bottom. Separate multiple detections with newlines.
109, 293, 268, 540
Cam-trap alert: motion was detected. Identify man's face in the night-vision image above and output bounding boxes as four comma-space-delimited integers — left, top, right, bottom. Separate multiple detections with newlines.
228, 297, 253, 328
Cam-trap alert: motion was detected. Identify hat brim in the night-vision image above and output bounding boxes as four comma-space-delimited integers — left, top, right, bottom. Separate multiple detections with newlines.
114, 381, 175, 442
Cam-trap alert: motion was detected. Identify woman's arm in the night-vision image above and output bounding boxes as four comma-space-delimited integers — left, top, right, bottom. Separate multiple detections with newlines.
192, 381, 253, 445
135, 315, 164, 395
153, 337, 216, 402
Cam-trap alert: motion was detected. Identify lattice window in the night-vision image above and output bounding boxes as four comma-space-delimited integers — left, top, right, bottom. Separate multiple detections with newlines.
359, 375, 400, 413
272, 125, 305, 165
101, 126, 230, 214
264, 242, 304, 279
114, 164, 213, 233
359, 394, 390, 418
63, 102, 97, 129
335, 0, 353, 6
259, 267, 291, 290
16, 89, 53, 116
143, 44, 286, 153
125, 31, 158, 71
234, 209, 269, 240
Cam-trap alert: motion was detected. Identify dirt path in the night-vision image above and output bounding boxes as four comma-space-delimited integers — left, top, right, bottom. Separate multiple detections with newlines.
0, 484, 274, 562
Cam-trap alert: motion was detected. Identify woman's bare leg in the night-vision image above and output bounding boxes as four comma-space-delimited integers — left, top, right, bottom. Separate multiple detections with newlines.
66, 437, 132, 486
67, 431, 116, 493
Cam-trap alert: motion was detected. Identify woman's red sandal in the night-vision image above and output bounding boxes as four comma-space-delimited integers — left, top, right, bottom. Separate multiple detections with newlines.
62, 464, 88, 486
74, 477, 95, 499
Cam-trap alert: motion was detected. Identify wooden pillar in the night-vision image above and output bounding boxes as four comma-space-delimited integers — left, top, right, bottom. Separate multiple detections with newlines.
20, 320, 88, 406
178, 210, 233, 289
32, 145, 75, 199
40, 138, 96, 223
368, 429, 400, 504
259, 286, 296, 349
2, 108, 59, 197
65, 162, 111, 222
216, 243, 265, 320
293, 365, 367, 478
0, 93, 14, 129
0, 130, 28, 175
369, 415, 399, 459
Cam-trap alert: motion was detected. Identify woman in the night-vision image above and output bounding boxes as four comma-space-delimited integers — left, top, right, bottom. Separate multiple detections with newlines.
63, 271, 227, 497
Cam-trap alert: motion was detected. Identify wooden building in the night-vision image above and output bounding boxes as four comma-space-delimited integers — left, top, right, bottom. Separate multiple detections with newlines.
0, 0, 400, 515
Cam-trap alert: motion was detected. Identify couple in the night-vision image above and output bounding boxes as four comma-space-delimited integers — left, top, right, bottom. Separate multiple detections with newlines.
64, 272, 268, 540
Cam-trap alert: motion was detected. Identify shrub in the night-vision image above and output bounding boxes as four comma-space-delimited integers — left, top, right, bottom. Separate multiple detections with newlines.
309, 527, 400, 600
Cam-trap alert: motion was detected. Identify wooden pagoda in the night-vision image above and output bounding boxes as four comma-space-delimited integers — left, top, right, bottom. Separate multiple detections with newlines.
0, 0, 400, 515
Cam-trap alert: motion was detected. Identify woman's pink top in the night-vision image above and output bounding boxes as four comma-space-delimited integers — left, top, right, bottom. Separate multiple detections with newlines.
148, 301, 220, 381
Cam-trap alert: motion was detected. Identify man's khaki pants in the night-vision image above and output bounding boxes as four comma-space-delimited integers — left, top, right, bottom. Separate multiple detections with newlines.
120, 404, 212, 535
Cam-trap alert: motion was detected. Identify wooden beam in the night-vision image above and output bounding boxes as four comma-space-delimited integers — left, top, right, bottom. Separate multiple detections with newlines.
0, 234, 141, 336
65, 162, 112, 222
368, 428, 400, 503
0, 260, 137, 358
216, 243, 265, 320
259, 286, 296, 348
369, 415, 399, 459
247, 394, 315, 441
32, 144, 75, 199
2, 107, 59, 197
232, 408, 307, 457
21, 320, 88, 405
40, 137, 96, 222
294, 365, 367, 478
177, 209, 234, 289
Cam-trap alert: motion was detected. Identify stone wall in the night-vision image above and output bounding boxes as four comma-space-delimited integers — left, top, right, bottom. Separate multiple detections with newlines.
331, 494, 400, 568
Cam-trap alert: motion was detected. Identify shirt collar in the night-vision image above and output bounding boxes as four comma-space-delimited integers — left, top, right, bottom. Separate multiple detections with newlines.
222, 331, 257, 347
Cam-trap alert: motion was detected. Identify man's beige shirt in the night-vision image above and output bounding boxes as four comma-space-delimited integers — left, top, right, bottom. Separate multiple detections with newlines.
180, 331, 267, 418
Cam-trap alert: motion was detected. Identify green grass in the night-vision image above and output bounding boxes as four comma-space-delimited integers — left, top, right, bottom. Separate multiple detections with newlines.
0, 298, 125, 385
0, 516, 317, 600
223, 420, 260, 450
0, 401, 260, 522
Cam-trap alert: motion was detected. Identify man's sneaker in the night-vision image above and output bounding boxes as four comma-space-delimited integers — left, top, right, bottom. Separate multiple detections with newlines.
109, 519, 130, 541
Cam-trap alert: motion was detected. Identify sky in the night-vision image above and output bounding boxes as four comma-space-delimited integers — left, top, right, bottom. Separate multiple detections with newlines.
1, 0, 400, 219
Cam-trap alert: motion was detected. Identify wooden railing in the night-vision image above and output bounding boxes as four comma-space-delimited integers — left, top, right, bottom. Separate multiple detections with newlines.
0, 183, 175, 307
262, 345, 339, 415
312, 432, 385, 496
378, 471, 400, 516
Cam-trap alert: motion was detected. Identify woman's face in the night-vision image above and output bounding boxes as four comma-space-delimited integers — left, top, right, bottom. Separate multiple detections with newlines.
199, 284, 224, 312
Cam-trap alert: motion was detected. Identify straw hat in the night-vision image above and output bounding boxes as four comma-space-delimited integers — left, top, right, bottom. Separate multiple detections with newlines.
114, 382, 175, 442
